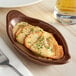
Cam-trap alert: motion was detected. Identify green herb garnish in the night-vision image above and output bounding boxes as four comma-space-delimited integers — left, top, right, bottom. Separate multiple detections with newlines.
36, 43, 43, 50
45, 46, 50, 49
30, 28, 34, 32
39, 37, 44, 42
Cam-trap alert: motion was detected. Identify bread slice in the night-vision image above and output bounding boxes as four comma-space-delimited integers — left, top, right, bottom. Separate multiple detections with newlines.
24, 32, 43, 49
16, 25, 33, 44
13, 22, 28, 37
30, 32, 64, 59
24, 26, 44, 47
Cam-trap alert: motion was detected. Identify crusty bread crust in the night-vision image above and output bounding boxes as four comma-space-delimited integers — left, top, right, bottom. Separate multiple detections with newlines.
16, 25, 33, 44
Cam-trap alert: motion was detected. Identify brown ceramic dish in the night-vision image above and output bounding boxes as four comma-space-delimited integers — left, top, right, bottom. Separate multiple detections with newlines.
6, 10, 70, 64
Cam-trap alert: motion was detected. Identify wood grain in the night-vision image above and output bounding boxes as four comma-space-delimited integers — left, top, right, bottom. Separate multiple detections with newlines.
0, 0, 76, 76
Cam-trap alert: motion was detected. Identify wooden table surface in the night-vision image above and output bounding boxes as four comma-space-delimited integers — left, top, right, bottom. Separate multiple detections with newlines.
0, 0, 76, 76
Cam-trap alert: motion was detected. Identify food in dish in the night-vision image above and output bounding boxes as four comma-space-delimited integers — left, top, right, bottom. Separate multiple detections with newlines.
13, 22, 64, 59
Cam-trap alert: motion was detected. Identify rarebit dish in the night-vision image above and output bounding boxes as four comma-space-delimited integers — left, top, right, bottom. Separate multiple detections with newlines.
13, 22, 64, 59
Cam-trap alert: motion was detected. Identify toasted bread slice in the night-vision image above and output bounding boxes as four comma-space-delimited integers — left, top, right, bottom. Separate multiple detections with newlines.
30, 32, 64, 59
24, 32, 43, 48
24, 26, 43, 48
16, 25, 33, 44
13, 22, 28, 37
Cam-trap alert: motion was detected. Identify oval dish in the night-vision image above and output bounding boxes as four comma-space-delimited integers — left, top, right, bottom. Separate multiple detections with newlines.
6, 10, 70, 64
